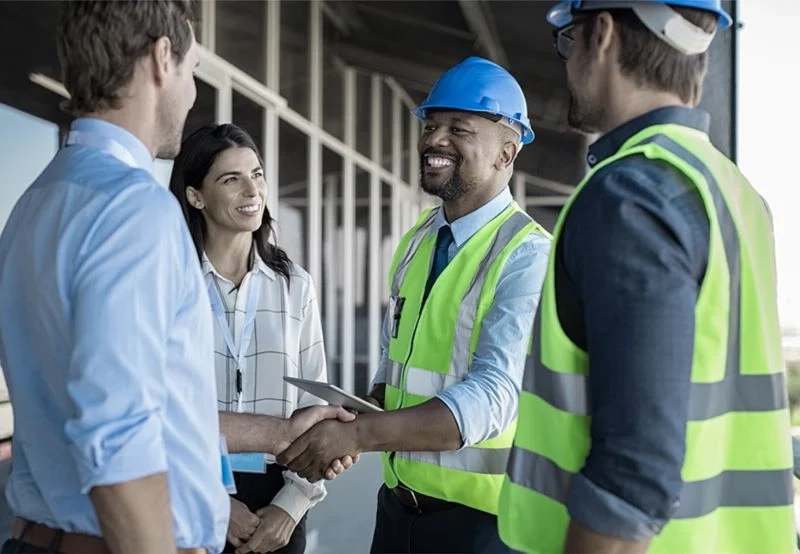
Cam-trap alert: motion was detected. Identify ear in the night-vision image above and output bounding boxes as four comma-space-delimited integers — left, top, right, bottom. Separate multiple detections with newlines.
151, 36, 174, 86
496, 140, 520, 171
594, 12, 616, 62
186, 186, 205, 210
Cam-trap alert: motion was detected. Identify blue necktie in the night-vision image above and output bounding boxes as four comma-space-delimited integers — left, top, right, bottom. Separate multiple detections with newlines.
423, 225, 454, 302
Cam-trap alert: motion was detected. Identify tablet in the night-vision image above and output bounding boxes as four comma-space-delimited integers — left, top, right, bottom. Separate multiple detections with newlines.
283, 377, 383, 413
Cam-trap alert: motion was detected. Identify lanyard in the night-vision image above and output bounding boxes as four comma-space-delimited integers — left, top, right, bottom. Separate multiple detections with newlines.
207, 271, 263, 412
65, 130, 140, 168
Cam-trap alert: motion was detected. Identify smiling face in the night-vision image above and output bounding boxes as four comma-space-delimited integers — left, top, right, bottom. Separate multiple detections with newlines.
418, 110, 518, 202
186, 146, 266, 236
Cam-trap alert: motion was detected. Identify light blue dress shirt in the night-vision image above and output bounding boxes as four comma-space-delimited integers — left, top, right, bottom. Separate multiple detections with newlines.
372, 187, 551, 446
0, 118, 229, 552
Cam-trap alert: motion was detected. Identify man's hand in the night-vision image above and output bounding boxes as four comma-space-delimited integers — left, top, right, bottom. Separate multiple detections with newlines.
277, 419, 360, 482
278, 405, 355, 454
227, 497, 261, 549
236, 505, 296, 554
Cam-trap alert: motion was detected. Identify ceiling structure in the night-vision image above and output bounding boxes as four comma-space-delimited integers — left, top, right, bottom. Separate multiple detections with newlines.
0, 0, 738, 229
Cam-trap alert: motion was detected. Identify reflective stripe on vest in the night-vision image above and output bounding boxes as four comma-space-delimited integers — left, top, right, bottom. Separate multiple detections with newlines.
500, 128, 795, 553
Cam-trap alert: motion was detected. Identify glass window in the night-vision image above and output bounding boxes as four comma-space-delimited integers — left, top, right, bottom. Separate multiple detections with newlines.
355, 72, 372, 159
280, 1, 310, 119
232, 90, 265, 155
184, 78, 218, 138
0, 104, 59, 232
277, 119, 308, 265
215, 1, 267, 83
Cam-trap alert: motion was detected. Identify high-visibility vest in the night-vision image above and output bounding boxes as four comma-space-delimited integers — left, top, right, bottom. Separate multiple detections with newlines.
382, 201, 551, 515
498, 123, 795, 553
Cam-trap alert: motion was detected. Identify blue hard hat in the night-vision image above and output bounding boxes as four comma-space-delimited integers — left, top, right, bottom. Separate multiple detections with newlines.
412, 56, 535, 145
546, 0, 732, 30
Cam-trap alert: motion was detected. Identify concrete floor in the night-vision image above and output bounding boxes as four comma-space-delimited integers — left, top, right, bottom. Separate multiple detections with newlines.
306, 453, 383, 554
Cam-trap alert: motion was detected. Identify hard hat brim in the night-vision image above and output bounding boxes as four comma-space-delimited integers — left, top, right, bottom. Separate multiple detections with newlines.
412, 105, 535, 145
546, 0, 732, 30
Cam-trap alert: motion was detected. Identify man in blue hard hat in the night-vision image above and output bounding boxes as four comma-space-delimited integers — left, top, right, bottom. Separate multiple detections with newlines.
276, 56, 552, 553
499, 1, 795, 554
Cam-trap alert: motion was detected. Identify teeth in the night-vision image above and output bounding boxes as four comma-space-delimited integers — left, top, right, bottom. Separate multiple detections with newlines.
237, 204, 260, 214
426, 156, 454, 168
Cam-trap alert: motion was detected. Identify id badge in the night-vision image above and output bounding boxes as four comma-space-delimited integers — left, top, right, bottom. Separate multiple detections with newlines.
389, 295, 405, 339
219, 436, 237, 494
230, 452, 268, 474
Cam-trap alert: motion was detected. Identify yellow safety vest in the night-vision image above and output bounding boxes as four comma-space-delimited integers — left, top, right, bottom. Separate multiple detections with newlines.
499, 123, 795, 553
382, 201, 551, 515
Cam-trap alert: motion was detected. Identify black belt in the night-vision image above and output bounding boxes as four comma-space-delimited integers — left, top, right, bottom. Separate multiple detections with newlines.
390, 485, 459, 512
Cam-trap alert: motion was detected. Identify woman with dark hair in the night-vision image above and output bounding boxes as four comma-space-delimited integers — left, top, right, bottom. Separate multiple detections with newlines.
169, 123, 328, 554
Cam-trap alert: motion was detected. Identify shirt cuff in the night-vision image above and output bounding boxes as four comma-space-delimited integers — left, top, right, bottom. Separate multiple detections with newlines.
70, 415, 168, 494
567, 472, 670, 541
435, 390, 468, 449
271, 475, 326, 523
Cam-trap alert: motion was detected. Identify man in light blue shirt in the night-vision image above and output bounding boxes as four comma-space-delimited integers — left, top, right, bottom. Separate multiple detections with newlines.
0, 2, 225, 553
277, 57, 551, 553
0, 3, 351, 554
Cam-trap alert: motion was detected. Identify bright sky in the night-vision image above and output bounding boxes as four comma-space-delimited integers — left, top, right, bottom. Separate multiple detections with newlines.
737, 0, 800, 329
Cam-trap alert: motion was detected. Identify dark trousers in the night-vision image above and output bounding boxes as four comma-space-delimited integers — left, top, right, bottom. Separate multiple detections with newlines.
370, 485, 512, 554
223, 464, 306, 554
1, 539, 50, 553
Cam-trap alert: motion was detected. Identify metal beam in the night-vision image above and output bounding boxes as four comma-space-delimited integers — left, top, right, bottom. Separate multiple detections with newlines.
523, 172, 576, 196
525, 195, 569, 207
321, 1, 367, 36
307, 0, 323, 285
341, 67, 357, 393
368, 74, 383, 384
279, 195, 569, 208
354, 2, 474, 40
457, 0, 509, 68
334, 44, 449, 94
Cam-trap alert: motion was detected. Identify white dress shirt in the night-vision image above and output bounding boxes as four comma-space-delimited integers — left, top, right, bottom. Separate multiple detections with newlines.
203, 250, 327, 523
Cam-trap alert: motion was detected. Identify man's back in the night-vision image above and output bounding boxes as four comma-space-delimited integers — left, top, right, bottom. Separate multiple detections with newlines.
0, 118, 229, 551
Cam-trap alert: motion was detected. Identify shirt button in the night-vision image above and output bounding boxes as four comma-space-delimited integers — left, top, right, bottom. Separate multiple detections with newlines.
587, 153, 598, 165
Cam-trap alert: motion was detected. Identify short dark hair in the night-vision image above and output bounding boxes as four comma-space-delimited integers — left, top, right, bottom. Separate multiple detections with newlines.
582, 7, 718, 104
57, 0, 197, 116
169, 124, 293, 284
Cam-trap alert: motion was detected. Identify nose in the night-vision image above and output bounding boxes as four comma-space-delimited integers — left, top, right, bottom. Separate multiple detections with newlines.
243, 177, 259, 197
420, 126, 450, 151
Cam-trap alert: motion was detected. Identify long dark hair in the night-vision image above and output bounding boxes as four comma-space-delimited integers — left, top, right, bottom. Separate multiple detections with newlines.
169, 123, 292, 283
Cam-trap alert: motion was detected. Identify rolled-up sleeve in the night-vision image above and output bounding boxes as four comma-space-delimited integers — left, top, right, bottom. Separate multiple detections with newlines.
437, 234, 550, 447
65, 185, 182, 493
370, 307, 393, 387
561, 159, 710, 539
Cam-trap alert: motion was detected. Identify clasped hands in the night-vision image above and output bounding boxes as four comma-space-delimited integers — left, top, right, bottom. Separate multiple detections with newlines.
276, 402, 373, 483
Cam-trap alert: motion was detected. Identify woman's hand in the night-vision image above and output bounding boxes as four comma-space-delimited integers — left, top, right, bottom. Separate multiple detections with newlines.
236, 505, 297, 553
227, 497, 261, 549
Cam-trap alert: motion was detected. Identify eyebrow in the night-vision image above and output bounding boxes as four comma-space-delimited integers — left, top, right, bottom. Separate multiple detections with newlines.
214, 166, 263, 182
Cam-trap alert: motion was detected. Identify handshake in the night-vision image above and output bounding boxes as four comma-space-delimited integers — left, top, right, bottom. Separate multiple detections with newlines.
275, 395, 382, 482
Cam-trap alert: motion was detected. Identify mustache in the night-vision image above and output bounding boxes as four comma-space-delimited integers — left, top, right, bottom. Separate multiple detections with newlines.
421, 148, 462, 164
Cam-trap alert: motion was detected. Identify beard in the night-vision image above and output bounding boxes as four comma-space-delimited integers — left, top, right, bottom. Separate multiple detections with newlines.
419, 159, 474, 202
419, 148, 474, 202
155, 98, 188, 159
565, 57, 604, 134
566, 84, 604, 134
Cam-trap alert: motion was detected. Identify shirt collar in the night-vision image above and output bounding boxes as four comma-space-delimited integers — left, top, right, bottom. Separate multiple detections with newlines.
202, 246, 276, 282
587, 107, 711, 167
431, 187, 513, 248
69, 117, 155, 173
